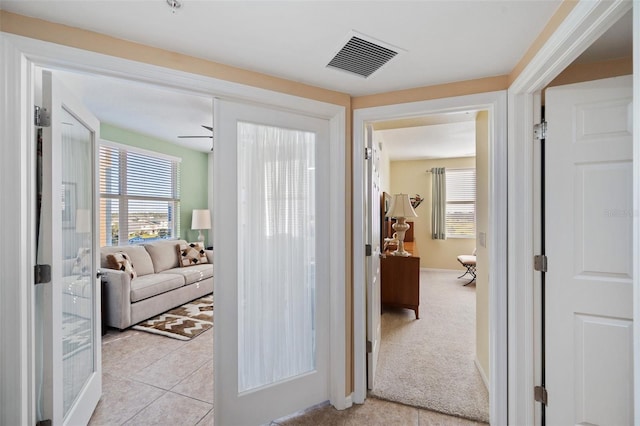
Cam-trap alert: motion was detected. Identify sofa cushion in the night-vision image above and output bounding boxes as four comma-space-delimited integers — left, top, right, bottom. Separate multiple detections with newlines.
101, 245, 155, 276
144, 239, 187, 273
106, 252, 137, 280
177, 242, 208, 267
71, 247, 92, 275
161, 264, 213, 285
130, 273, 185, 303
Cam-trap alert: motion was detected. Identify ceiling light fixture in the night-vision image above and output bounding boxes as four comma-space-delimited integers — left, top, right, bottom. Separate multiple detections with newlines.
166, 0, 181, 13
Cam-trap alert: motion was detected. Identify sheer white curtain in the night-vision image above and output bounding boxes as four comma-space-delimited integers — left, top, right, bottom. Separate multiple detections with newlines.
431, 167, 447, 240
237, 121, 316, 392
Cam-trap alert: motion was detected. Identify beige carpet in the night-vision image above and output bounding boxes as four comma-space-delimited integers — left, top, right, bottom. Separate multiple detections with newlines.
370, 270, 489, 423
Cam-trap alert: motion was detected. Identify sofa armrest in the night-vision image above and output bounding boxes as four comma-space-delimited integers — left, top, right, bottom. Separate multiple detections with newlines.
101, 268, 132, 330
205, 249, 213, 264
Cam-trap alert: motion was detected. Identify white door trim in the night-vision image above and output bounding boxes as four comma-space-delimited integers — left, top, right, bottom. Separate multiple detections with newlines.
634, 4, 640, 425
352, 90, 508, 425
0, 32, 348, 424
0, 34, 34, 426
507, 1, 634, 424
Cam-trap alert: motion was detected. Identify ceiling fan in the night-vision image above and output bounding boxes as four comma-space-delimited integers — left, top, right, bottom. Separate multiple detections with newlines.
178, 125, 213, 139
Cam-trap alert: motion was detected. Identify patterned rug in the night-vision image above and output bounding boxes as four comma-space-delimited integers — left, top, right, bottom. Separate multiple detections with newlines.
132, 294, 213, 341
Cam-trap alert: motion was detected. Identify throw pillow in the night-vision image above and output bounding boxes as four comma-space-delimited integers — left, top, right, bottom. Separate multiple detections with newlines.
106, 252, 137, 280
71, 247, 92, 275
177, 242, 209, 267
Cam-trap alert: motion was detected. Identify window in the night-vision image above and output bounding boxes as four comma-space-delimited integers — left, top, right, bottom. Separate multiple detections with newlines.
99, 143, 181, 246
445, 168, 476, 238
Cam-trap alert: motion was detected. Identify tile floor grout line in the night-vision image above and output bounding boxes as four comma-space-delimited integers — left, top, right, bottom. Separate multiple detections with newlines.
118, 389, 169, 426
168, 389, 213, 406
193, 407, 213, 426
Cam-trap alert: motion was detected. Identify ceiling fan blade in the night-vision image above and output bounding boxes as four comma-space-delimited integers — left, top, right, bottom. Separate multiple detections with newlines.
177, 135, 213, 138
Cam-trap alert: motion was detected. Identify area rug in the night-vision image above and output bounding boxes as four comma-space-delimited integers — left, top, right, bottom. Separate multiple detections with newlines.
132, 294, 213, 341
370, 270, 489, 423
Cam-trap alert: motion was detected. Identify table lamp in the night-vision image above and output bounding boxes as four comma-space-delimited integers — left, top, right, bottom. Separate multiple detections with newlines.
191, 209, 211, 244
386, 193, 418, 256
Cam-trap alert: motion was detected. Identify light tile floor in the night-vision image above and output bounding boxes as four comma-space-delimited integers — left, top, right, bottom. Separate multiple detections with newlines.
88, 327, 214, 425
91, 327, 486, 426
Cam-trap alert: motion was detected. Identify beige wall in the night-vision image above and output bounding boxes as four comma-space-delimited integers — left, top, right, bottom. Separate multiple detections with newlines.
548, 56, 632, 88
352, 75, 508, 110
390, 157, 476, 270
475, 111, 490, 385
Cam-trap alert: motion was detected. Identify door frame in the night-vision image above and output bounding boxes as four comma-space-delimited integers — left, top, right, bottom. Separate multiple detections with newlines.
0, 33, 348, 425
507, 0, 635, 424
352, 89, 508, 425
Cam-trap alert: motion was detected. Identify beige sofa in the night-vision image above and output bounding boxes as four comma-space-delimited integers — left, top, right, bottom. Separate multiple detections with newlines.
100, 239, 213, 330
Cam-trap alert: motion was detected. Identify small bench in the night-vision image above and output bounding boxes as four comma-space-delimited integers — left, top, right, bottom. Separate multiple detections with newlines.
456, 249, 476, 285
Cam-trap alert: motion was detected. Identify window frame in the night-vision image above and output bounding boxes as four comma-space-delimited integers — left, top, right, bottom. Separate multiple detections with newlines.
445, 167, 476, 239
99, 140, 181, 246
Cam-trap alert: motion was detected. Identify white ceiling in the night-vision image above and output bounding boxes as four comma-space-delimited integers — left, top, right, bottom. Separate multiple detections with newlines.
54, 69, 215, 152
2, 2, 631, 155
376, 112, 477, 161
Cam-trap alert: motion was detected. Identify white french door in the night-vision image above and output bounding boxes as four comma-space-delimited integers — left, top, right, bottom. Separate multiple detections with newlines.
545, 75, 633, 425
35, 70, 101, 425
213, 99, 330, 425
365, 124, 382, 389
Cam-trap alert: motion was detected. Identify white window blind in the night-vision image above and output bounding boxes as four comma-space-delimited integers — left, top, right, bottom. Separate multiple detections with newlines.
445, 168, 476, 238
99, 144, 180, 246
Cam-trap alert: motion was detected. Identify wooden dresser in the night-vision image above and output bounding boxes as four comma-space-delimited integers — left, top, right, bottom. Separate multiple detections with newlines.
381, 241, 420, 319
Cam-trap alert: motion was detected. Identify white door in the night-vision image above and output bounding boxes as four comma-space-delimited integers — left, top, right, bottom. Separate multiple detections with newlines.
366, 125, 382, 389
35, 70, 101, 425
213, 99, 330, 425
545, 75, 633, 425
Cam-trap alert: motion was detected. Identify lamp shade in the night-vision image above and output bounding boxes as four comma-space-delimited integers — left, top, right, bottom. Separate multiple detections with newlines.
386, 193, 418, 218
191, 209, 211, 230
75, 208, 92, 233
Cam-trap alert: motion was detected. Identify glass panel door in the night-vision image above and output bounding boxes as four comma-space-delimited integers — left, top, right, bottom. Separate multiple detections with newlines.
59, 107, 96, 415
214, 99, 329, 425
35, 69, 101, 425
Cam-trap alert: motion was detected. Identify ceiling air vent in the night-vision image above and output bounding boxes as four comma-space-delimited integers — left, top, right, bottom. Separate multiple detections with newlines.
327, 33, 400, 78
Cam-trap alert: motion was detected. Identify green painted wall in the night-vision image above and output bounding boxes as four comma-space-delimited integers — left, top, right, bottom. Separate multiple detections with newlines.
100, 123, 210, 245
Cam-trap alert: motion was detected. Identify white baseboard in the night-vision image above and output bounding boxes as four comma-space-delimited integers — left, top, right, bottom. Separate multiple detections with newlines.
331, 393, 353, 411
475, 358, 490, 391
343, 394, 353, 408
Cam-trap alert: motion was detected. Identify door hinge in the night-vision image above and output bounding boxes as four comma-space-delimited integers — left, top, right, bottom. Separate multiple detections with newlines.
365, 147, 372, 160
34, 106, 51, 127
34, 264, 52, 285
534, 255, 548, 272
36, 420, 52, 426
534, 385, 548, 405
365, 244, 372, 256
534, 120, 547, 140
366, 340, 373, 353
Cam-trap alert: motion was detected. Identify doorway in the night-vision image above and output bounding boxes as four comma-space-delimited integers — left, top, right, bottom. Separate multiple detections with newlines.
536, 10, 633, 425
507, 2, 635, 424
353, 90, 508, 425
366, 110, 490, 422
